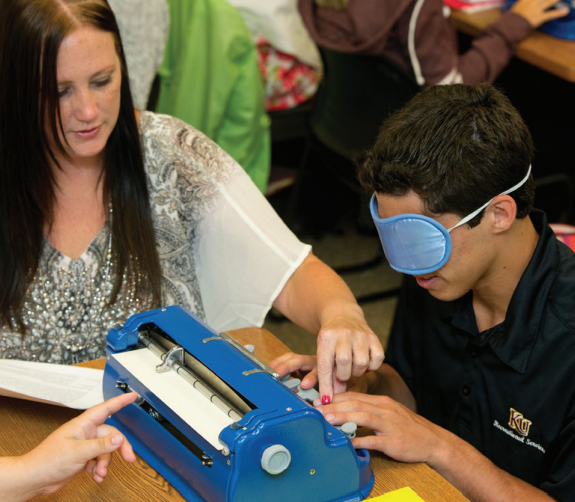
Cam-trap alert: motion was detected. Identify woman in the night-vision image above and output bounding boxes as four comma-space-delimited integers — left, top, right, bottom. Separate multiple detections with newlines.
0, 0, 383, 402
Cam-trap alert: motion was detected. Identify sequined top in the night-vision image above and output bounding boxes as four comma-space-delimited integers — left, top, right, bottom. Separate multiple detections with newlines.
0, 112, 311, 364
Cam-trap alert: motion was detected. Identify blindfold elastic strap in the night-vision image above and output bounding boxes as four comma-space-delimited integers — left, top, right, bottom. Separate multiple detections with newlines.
448, 165, 532, 233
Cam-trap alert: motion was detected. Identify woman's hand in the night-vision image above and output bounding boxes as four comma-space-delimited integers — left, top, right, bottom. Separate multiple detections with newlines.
268, 312, 384, 402
511, 0, 569, 28
272, 252, 384, 404
315, 311, 384, 403
12, 392, 138, 501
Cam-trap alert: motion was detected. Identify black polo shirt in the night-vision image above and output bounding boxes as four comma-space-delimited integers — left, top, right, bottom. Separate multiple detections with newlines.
386, 210, 575, 501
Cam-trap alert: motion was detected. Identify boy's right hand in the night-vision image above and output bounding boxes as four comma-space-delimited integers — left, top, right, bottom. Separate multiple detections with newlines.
270, 352, 371, 397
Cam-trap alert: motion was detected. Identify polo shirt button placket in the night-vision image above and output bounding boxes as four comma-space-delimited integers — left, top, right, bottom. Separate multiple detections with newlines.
462, 385, 471, 396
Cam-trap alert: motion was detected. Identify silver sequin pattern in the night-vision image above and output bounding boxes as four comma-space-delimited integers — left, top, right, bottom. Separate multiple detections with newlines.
0, 224, 143, 365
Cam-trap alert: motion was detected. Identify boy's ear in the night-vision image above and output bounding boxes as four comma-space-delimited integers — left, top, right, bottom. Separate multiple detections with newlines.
490, 195, 517, 234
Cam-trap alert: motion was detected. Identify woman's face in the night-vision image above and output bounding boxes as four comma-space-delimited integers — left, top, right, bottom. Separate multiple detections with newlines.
53, 25, 122, 168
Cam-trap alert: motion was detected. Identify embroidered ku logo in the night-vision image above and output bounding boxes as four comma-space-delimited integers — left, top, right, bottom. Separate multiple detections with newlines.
508, 408, 532, 437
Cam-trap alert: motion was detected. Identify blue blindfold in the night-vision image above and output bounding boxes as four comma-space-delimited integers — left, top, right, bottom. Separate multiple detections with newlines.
370, 166, 532, 276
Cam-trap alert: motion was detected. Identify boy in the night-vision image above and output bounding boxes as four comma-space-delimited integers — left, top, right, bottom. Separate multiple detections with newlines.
297, 84, 575, 501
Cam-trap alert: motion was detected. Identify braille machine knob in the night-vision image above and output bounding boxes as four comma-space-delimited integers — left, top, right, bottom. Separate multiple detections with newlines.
261, 445, 291, 475
338, 422, 358, 439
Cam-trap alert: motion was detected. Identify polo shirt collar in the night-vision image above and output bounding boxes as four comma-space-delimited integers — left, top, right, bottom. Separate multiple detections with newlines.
453, 210, 559, 374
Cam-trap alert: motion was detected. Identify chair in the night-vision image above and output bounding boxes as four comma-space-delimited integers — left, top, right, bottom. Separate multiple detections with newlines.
269, 100, 314, 144
285, 48, 420, 303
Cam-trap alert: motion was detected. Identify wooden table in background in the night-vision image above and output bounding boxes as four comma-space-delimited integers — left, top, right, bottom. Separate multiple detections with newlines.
451, 8, 575, 83
0, 328, 468, 502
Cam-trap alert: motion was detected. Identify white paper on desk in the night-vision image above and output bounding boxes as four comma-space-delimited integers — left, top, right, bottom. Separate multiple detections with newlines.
0, 359, 104, 409
112, 349, 235, 450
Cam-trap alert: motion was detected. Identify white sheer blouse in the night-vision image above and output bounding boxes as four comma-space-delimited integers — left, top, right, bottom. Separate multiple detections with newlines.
0, 111, 310, 363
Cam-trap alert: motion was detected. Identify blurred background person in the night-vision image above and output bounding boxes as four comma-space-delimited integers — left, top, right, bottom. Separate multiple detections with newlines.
298, 0, 568, 86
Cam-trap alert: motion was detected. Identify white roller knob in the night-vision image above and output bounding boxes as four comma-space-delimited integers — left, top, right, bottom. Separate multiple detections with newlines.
261, 445, 291, 475
340, 422, 357, 439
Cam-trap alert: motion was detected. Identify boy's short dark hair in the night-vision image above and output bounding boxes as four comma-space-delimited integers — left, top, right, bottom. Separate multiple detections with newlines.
356, 83, 534, 227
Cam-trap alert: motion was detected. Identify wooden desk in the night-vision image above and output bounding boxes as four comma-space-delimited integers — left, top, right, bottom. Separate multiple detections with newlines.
451, 8, 575, 82
0, 328, 468, 502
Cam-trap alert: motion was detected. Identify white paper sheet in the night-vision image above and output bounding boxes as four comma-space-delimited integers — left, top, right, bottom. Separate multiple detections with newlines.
112, 349, 234, 450
0, 359, 104, 409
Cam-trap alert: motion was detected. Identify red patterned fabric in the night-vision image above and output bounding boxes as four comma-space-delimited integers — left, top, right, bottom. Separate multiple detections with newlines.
550, 223, 575, 252
256, 37, 322, 111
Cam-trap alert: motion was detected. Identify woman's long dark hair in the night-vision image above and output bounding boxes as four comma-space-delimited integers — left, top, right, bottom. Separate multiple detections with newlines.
0, 0, 162, 333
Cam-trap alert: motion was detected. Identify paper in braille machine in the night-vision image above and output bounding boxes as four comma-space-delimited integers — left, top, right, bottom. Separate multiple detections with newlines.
103, 306, 374, 502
